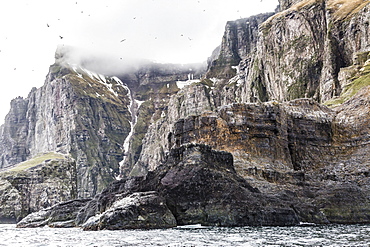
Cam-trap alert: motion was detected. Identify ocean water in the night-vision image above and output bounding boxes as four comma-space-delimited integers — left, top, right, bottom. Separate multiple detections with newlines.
0, 224, 369, 247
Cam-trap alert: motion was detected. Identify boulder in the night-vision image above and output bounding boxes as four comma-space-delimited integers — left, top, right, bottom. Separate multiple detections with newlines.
81, 191, 176, 230
16, 199, 90, 228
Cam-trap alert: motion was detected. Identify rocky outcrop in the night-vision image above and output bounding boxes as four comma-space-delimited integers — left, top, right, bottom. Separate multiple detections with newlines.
278, 0, 302, 10
0, 154, 76, 222
0, 48, 206, 222
141, 144, 299, 226
206, 13, 274, 81
0, 57, 133, 199
207, 0, 370, 104
18, 144, 301, 228
130, 78, 370, 224
116, 62, 206, 177
3, 0, 370, 228
16, 199, 90, 228
15, 88, 370, 227
81, 191, 176, 230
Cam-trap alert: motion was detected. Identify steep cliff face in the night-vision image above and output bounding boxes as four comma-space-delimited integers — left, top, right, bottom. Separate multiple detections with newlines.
3, 0, 370, 227
207, 0, 370, 104
278, 0, 302, 10
0, 53, 133, 199
206, 13, 274, 81
0, 153, 76, 222
131, 83, 215, 176
116, 62, 205, 177
0, 48, 206, 221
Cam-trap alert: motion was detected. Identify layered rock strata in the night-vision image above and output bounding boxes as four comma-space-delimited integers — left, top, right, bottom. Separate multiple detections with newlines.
0, 154, 76, 222
207, 0, 370, 104
2, 0, 370, 227
17, 144, 301, 228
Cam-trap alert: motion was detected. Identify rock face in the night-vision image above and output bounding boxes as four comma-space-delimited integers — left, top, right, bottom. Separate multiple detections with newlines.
81, 191, 176, 230
0, 48, 206, 222
207, 0, 370, 104
0, 154, 76, 222
0, 57, 133, 199
3, 0, 370, 227
16, 199, 90, 228
18, 144, 300, 228
206, 13, 274, 81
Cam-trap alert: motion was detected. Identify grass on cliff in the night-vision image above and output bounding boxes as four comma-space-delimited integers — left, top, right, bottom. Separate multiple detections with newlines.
264, 0, 368, 26
327, 0, 369, 21
325, 59, 370, 107
7, 152, 66, 173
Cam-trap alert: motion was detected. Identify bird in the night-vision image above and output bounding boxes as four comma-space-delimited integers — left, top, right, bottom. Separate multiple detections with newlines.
120, 39, 126, 42
59, 36, 63, 39
47, 23, 50, 27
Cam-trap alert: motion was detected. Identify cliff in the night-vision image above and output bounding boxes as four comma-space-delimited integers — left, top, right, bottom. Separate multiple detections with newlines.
0, 58, 133, 199
0, 153, 76, 222
207, 0, 370, 104
0, 48, 205, 222
2, 0, 370, 226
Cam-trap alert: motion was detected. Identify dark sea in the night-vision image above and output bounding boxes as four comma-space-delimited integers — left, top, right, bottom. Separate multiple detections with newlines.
1, 224, 369, 246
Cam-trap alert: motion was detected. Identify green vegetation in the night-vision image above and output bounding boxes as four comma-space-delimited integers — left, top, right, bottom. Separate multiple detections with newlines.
49, 63, 72, 80
325, 55, 370, 107
130, 100, 155, 166
207, 54, 239, 80
327, 0, 369, 21
6, 152, 66, 173
199, 79, 214, 88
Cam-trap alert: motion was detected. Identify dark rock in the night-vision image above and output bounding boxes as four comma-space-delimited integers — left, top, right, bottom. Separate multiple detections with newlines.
0, 155, 77, 223
74, 144, 300, 228
150, 144, 299, 226
16, 199, 90, 228
81, 191, 176, 230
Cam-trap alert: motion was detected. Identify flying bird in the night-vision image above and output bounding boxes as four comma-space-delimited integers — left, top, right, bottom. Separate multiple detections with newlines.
47, 23, 50, 27
59, 36, 63, 39
120, 39, 126, 42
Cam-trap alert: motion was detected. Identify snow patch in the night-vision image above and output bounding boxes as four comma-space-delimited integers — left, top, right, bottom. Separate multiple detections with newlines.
176, 79, 200, 89
69, 63, 125, 97
228, 75, 242, 86
231, 65, 240, 74
136, 99, 145, 109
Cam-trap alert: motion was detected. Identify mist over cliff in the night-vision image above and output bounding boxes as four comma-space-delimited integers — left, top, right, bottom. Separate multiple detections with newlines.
1, 0, 370, 227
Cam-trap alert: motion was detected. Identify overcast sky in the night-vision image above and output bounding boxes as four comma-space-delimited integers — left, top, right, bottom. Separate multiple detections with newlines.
0, 0, 278, 124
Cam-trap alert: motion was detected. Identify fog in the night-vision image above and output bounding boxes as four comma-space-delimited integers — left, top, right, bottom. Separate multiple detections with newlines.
0, 0, 279, 124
